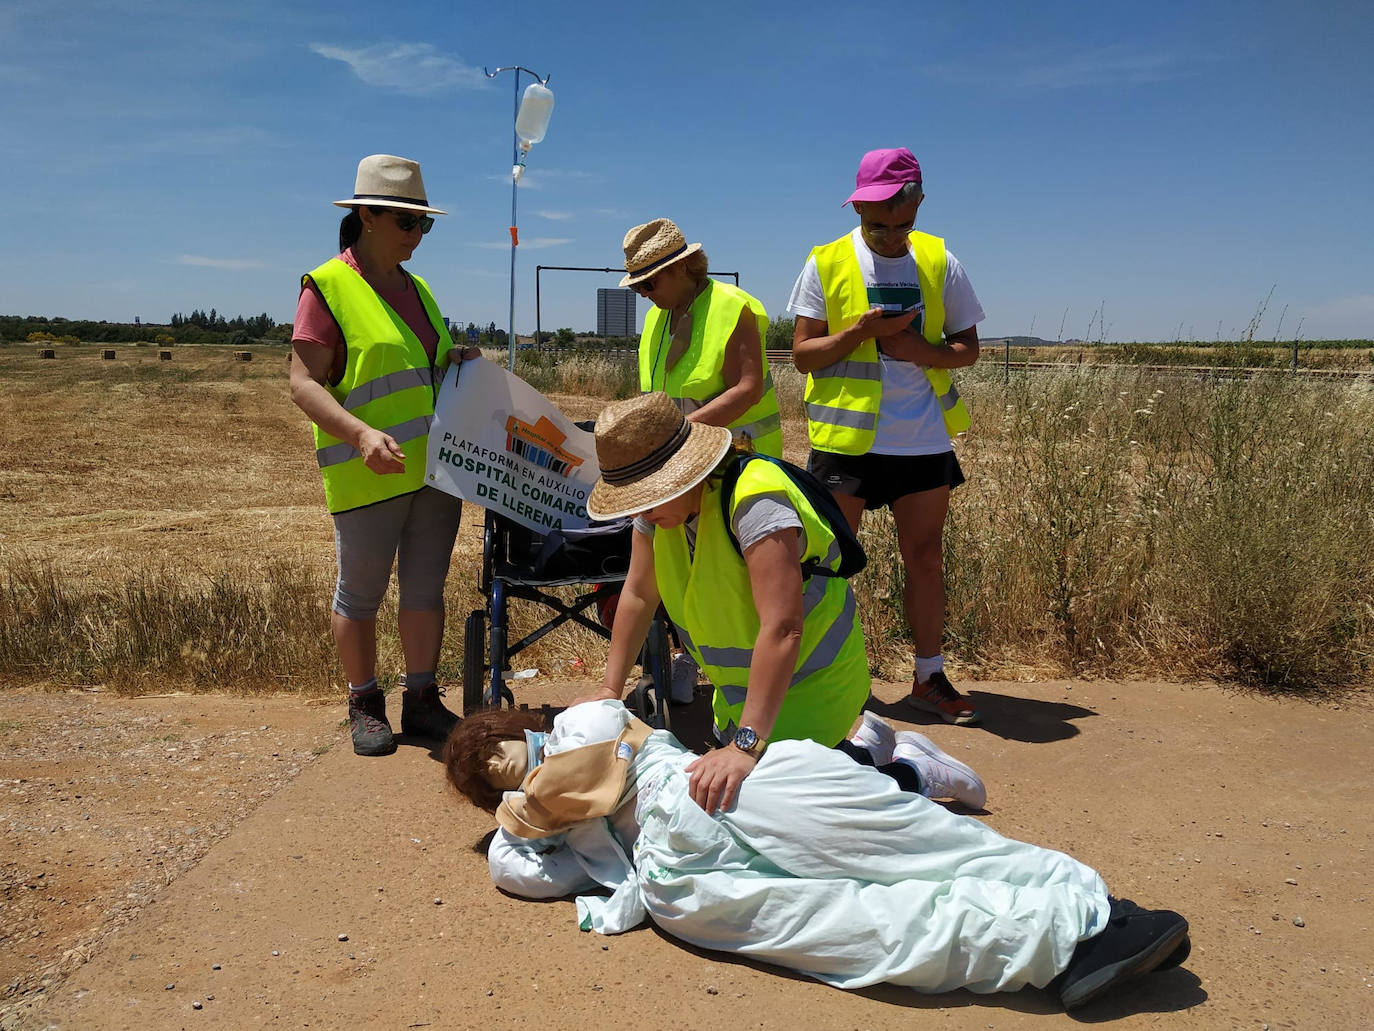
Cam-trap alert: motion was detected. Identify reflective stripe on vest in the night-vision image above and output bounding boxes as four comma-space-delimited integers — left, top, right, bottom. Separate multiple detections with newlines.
651, 461, 869, 746
639, 280, 783, 458
304, 257, 454, 513
804, 230, 969, 453
316, 413, 434, 469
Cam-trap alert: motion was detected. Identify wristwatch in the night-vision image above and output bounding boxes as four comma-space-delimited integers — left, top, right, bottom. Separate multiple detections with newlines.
732, 726, 767, 760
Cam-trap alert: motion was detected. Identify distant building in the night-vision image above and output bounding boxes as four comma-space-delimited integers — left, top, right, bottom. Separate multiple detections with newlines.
596, 288, 637, 338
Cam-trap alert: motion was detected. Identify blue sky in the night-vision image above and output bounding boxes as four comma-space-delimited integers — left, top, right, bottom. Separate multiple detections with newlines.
2, 0, 1370, 342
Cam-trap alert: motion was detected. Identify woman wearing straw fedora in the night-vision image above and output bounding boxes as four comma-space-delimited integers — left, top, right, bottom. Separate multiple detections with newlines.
619, 219, 784, 706
621, 219, 782, 459
578, 392, 987, 815
290, 154, 481, 757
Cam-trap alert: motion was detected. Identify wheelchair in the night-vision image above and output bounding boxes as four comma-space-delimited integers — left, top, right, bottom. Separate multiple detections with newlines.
462, 506, 673, 729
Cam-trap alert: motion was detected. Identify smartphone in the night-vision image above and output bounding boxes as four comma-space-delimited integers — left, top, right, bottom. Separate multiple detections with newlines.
881, 303, 921, 319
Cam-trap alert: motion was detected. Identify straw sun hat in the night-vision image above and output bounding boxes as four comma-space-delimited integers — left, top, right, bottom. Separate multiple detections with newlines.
587, 393, 731, 520
619, 218, 702, 288
333, 154, 448, 215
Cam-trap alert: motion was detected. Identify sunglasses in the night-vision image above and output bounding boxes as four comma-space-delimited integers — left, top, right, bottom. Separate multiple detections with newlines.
632, 276, 657, 295
861, 218, 915, 238
392, 211, 435, 234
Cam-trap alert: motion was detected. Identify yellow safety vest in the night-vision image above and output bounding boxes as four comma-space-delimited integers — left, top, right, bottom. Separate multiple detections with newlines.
303, 258, 454, 513
804, 230, 970, 454
651, 461, 869, 746
639, 280, 783, 458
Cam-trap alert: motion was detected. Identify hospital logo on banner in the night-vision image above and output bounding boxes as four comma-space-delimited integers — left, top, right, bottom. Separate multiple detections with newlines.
504, 414, 586, 478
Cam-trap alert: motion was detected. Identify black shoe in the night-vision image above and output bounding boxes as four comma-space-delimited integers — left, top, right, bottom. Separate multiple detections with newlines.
1058, 897, 1189, 1011
1158, 935, 1191, 970
349, 689, 397, 757
1112, 898, 1191, 969
400, 684, 461, 740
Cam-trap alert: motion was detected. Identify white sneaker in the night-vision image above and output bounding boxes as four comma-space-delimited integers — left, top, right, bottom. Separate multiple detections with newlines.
670, 652, 699, 704
893, 731, 987, 809
848, 710, 896, 766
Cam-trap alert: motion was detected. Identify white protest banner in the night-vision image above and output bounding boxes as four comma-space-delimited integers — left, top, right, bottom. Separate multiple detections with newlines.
425, 358, 599, 534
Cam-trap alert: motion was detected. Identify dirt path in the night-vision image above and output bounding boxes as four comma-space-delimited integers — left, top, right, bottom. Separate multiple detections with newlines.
5, 677, 1372, 1030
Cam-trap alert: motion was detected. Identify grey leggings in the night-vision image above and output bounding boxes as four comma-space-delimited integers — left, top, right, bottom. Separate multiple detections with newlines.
331, 487, 463, 621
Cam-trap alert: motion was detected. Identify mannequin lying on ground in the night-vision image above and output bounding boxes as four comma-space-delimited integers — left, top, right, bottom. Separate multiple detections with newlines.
442, 701, 1190, 1011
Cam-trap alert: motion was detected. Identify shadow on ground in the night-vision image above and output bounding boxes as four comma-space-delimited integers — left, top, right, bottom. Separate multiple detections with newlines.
660, 924, 1206, 1018
868, 689, 1098, 744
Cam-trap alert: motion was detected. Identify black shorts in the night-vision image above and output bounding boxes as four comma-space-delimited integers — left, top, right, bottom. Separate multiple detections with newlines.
806, 449, 965, 511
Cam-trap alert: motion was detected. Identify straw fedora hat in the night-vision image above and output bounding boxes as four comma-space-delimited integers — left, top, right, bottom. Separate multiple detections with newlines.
333, 154, 448, 215
587, 393, 731, 520
619, 219, 702, 287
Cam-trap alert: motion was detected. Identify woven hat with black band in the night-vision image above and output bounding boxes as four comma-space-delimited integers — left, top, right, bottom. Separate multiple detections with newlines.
333, 154, 448, 215
619, 218, 702, 287
586, 392, 731, 520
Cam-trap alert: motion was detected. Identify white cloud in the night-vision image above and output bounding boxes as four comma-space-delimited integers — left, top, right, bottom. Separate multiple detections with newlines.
485, 168, 597, 191
469, 238, 572, 251
929, 45, 1207, 90
535, 210, 574, 220
309, 42, 487, 93
176, 255, 265, 270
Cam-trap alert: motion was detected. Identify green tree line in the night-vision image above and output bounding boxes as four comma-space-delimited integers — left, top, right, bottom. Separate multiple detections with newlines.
1, 312, 284, 347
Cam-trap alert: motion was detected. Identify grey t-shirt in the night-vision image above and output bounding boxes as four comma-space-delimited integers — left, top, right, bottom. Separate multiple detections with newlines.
633, 493, 805, 556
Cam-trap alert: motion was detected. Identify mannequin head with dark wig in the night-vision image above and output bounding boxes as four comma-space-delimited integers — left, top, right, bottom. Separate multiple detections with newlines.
442, 708, 551, 812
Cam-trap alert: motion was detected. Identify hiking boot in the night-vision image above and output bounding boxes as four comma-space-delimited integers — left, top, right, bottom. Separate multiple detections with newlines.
1057, 897, 1190, 1011
906, 671, 981, 726
848, 710, 896, 766
670, 652, 699, 704
349, 689, 396, 757
893, 730, 987, 808
400, 683, 460, 741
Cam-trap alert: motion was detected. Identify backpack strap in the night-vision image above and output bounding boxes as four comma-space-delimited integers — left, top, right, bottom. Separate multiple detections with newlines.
718, 454, 866, 579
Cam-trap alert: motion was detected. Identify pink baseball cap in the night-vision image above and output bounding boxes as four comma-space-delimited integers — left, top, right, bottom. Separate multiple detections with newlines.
843, 148, 922, 205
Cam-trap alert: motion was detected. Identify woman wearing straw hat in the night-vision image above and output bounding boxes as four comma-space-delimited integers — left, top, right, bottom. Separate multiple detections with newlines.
579, 392, 986, 815
621, 219, 782, 459
619, 219, 784, 705
290, 154, 481, 757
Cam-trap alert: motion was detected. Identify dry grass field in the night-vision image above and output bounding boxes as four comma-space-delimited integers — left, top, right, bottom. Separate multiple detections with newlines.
3, 341, 1373, 695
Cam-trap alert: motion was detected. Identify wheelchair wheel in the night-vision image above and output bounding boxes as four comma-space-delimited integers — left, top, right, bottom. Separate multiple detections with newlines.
629, 673, 656, 723
462, 609, 486, 714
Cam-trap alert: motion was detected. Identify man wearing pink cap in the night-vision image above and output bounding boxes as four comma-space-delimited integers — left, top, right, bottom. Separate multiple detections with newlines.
788, 148, 983, 726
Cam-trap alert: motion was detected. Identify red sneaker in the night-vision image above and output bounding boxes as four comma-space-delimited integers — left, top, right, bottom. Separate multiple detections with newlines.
906, 671, 981, 726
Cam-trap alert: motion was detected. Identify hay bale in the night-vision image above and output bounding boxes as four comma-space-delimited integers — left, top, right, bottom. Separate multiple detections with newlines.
101, 349, 116, 360
159, 349, 173, 360
39, 348, 56, 359
234, 351, 252, 362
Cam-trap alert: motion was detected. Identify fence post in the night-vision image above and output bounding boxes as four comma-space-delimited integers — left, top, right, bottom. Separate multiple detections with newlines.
1004, 338, 1010, 384
1291, 339, 1298, 374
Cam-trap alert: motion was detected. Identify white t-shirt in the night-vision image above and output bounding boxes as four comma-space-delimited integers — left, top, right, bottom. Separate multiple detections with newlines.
787, 228, 985, 455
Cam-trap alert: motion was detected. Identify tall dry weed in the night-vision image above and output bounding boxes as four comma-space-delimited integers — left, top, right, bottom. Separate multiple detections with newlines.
3, 347, 1371, 694
0, 555, 340, 694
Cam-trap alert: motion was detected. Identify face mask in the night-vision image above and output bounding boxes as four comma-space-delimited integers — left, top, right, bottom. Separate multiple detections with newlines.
525, 730, 548, 773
